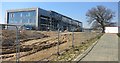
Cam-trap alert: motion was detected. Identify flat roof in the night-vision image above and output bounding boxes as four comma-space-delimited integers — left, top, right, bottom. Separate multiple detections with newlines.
6, 7, 38, 12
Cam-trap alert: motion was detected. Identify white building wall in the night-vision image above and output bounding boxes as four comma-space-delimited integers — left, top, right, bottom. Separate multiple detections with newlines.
105, 27, 118, 33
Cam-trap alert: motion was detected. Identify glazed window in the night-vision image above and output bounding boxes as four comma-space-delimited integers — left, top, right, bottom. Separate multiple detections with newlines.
20, 13, 22, 17
11, 13, 14, 18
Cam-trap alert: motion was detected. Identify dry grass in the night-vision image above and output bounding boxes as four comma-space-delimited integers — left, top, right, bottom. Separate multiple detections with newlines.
18, 32, 100, 61
1, 30, 49, 55
1, 31, 101, 61
51, 33, 103, 61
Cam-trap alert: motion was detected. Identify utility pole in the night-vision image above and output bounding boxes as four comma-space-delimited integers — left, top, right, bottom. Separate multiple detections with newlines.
57, 24, 60, 55
49, 12, 52, 31
72, 27, 74, 48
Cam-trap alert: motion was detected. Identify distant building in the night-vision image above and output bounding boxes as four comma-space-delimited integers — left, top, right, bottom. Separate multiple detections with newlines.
83, 28, 102, 33
83, 28, 92, 32
0, 25, 5, 30
5, 8, 82, 32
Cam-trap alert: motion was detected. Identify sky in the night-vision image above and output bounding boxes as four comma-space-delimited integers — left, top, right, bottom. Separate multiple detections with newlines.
1, 2, 118, 28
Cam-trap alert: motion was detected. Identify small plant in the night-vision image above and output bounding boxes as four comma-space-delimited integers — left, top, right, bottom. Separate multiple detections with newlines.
117, 33, 120, 37
52, 33, 103, 61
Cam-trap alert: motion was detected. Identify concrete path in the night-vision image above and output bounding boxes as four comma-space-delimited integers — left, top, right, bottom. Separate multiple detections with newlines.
81, 33, 118, 61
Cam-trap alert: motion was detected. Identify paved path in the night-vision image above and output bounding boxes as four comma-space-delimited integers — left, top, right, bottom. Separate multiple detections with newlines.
81, 33, 118, 61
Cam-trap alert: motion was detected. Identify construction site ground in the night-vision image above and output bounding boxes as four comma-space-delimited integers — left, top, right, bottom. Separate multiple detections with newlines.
1, 31, 101, 61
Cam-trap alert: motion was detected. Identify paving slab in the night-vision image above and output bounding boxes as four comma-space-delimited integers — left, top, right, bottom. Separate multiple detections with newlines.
81, 33, 118, 61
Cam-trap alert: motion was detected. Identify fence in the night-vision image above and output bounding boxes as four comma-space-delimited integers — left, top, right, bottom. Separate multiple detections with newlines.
0, 24, 20, 63
0, 24, 101, 62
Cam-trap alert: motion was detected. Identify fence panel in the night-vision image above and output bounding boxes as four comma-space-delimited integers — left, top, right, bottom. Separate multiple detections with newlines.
0, 25, 101, 62
1, 25, 18, 62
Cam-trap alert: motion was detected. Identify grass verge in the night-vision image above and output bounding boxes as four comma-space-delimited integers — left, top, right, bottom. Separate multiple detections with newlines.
51, 33, 103, 61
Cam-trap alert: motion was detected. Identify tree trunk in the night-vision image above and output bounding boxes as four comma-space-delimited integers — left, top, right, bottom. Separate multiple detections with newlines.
102, 26, 105, 33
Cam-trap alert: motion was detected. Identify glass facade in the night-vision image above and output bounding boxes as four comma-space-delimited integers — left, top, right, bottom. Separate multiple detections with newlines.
39, 16, 50, 31
7, 8, 82, 31
8, 10, 36, 27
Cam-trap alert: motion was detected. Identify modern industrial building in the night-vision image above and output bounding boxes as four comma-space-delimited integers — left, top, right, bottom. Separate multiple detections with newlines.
5, 8, 82, 32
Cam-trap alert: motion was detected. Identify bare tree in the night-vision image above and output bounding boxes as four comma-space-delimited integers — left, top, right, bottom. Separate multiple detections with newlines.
86, 5, 115, 33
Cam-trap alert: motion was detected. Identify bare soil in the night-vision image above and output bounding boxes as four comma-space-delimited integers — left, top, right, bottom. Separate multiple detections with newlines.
1, 31, 100, 61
